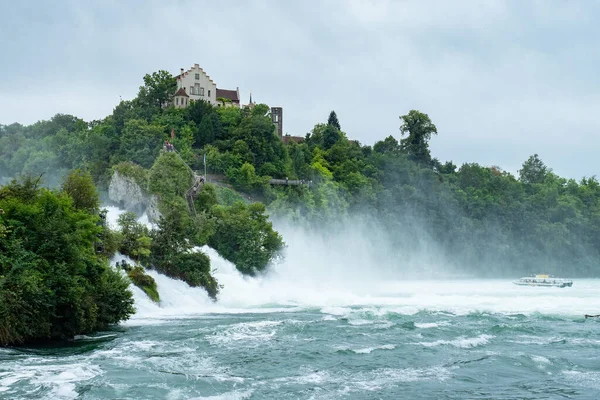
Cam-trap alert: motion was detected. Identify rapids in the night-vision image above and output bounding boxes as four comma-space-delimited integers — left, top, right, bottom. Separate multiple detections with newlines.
2, 206, 600, 398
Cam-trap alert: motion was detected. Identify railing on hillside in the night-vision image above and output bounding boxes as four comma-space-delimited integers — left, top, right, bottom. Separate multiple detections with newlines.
185, 174, 205, 216
269, 179, 312, 186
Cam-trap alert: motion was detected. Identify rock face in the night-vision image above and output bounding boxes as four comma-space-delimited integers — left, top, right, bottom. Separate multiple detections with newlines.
108, 171, 161, 222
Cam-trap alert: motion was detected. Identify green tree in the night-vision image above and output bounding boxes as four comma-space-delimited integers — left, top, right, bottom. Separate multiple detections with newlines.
327, 110, 341, 130
373, 135, 400, 154
399, 110, 438, 165
196, 115, 215, 146
519, 154, 550, 184
61, 170, 100, 213
114, 119, 164, 168
137, 70, 177, 111
0, 177, 134, 346
209, 202, 284, 275
117, 212, 152, 262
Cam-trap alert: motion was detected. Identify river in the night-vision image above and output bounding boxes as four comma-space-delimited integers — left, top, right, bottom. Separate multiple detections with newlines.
1, 208, 600, 399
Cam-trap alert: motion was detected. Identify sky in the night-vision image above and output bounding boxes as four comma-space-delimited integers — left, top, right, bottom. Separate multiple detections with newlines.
1, 0, 599, 179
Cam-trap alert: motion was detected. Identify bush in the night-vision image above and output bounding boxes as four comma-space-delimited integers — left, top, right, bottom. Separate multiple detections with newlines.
127, 266, 159, 303
152, 251, 218, 300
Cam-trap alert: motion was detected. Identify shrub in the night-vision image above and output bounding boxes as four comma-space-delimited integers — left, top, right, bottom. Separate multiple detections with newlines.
127, 266, 159, 303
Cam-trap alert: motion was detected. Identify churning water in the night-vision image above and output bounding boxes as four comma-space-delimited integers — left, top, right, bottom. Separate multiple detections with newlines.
2, 207, 600, 399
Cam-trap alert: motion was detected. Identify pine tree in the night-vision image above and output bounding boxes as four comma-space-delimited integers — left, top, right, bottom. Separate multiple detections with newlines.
327, 110, 341, 131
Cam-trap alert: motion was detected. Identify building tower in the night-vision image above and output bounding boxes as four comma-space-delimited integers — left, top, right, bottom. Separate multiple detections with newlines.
271, 107, 283, 139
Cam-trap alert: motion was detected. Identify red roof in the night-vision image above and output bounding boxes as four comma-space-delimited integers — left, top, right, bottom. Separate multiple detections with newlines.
216, 88, 239, 103
174, 88, 189, 97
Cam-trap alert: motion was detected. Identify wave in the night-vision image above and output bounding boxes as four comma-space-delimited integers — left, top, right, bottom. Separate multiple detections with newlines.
416, 334, 494, 349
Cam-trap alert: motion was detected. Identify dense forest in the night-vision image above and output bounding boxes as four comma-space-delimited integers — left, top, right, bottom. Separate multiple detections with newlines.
2, 69, 600, 285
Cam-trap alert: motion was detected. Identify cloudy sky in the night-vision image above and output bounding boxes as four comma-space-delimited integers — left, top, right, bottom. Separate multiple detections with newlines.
1, 1, 599, 179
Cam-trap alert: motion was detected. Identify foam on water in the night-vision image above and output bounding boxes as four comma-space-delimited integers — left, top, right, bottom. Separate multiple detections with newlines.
104, 206, 600, 323
417, 334, 494, 349
189, 389, 254, 400
0, 363, 102, 399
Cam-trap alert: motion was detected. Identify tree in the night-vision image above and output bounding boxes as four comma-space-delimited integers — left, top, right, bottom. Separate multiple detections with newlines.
323, 124, 342, 150
196, 115, 215, 146
399, 110, 438, 165
114, 119, 164, 168
0, 177, 134, 345
61, 169, 100, 213
137, 70, 177, 111
209, 201, 284, 275
373, 135, 400, 154
519, 154, 550, 184
327, 110, 341, 130
117, 212, 152, 262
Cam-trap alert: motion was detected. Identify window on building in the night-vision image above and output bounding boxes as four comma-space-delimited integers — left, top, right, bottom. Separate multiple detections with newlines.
200, 87, 205, 96
190, 86, 194, 95
195, 83, 200, 95
274, 115, 279, 122
208, 90, 211, 97
195, 73, 200, 80
176, 97, 179, 105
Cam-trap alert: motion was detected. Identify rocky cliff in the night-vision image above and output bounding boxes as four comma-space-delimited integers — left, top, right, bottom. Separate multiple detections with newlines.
108, 170, 161, 222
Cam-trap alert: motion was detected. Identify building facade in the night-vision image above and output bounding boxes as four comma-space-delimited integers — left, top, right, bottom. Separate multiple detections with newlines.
216, 88, 240, 107
176, 64, 217, 105
271, 107, 283, 139
173, 64, 285, 140
174, 64, 242, 108
173, 88, 189, 109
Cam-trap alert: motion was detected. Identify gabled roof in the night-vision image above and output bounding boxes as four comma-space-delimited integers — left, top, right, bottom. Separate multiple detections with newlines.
216, 88, 239, 103
174, 88, 189, 97
283, 135, 304, 144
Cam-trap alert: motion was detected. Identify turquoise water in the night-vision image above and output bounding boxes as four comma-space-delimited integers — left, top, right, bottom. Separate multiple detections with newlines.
2, 276, 600, 399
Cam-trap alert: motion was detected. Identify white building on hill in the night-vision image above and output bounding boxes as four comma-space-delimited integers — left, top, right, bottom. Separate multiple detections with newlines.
174, 64, 239, 108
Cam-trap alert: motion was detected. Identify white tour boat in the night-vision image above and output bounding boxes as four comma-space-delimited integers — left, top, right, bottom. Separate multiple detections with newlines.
513, 274, 573, 288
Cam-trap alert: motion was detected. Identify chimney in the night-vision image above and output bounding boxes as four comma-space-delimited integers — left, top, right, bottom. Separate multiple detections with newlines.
180, 68, 184, 75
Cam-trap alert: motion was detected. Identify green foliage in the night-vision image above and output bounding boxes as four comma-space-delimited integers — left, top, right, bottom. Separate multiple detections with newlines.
227, 162, 270, 194
136, 70, 177, 113
147, 152, 193, 202
323, 124, 342, 150
114, 119, 164, 168
196, 115, 215, 147
399, 110, 438, 165
149, 208, 218, 299
373, 135, 400, 154
117, 212, 152, 262
327, 110, 341, 130
113, 162, 149, 190
209, 202, 284, 275
0, 177, 134, 346
195, 183, 218, 212
519, 154, 550, 184
127, 266, 159, 303
61, 169, 100, 213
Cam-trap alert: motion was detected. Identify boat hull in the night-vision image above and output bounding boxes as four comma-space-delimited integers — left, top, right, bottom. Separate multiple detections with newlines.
513, 280, 573, 288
